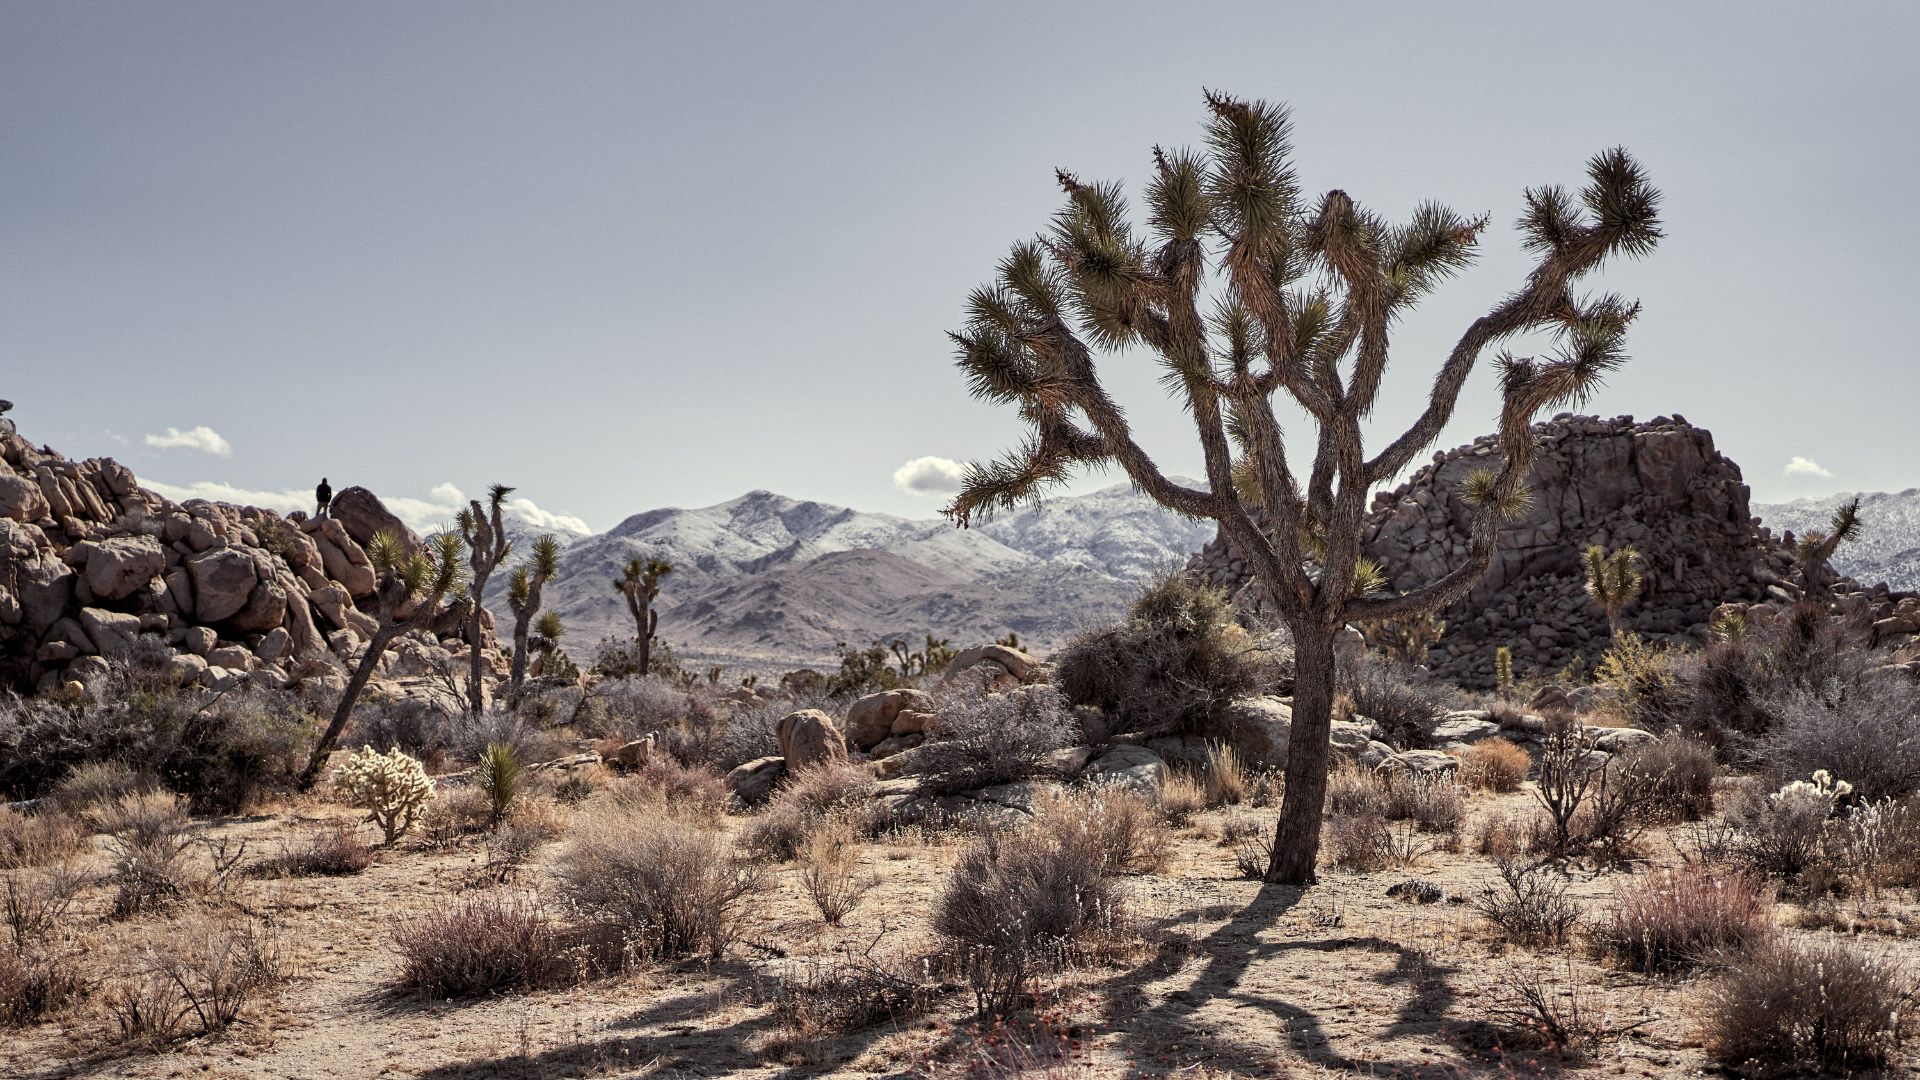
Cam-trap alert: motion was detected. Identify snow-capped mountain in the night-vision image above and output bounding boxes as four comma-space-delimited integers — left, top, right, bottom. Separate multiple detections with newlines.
481, 481, 1216, 669
1755, 489, 1920, 592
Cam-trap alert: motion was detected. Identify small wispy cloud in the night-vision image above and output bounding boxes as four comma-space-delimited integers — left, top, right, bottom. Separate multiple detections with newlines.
1783, 456, 1834, 480
893, 455, 967, 496
144, 476, 594, 536
507, 497, 592, 536
144, 425, 232, 456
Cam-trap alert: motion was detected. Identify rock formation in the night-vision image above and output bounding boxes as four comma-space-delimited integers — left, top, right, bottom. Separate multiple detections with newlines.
1191, 414, 1919, 687
0, 422, 505, 704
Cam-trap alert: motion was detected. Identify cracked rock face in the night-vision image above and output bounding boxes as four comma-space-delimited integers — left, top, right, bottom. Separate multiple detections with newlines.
1189, 414, 1913, 688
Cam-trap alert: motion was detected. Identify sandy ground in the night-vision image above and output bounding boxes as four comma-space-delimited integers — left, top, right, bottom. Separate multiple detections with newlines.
4, 779, 1916, 1080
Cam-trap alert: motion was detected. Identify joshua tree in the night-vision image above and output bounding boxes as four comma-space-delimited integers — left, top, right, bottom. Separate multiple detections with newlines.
1494, 645, 1515, 701
615, 556, 672, 677
529, 610, 565, 678
506, 534, 562, 699
1582, 545, 1643, 637
942, 92, 1661, 884
458, 484, 515, 714
1791, 497, 1862, 603
1363, 612, 1446, 666
301, 530, 466, 789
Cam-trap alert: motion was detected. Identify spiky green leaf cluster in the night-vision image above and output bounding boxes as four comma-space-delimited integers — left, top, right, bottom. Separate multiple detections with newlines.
1583, 545, 1643, 615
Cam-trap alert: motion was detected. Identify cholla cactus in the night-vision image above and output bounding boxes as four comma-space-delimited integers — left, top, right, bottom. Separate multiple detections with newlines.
334, 746, 436, 844
1769, 769, 1852, 817
1494, 646, 1514, 701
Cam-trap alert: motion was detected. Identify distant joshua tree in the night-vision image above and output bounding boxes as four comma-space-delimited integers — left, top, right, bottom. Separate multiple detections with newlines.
529, 610, 565, 678
941, 92, 1661, 884
1364, 612, 1445, 666
458, 484, 514, 714
301, 530, 466, 789
506, 534, 562, 699
1583, 545, 1643, 637
615, 556, 672, 677
1792, 498, 1862, 603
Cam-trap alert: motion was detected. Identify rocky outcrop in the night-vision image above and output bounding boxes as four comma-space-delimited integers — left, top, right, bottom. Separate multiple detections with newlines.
0, 421, 506, 700
775, 708, 848, 770
1191, 414, 1918, 687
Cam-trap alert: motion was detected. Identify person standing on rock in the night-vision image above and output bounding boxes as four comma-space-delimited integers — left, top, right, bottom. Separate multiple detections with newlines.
315, 477, 332, 519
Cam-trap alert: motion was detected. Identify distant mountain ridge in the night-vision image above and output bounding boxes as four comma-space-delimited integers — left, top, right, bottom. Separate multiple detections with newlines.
481, 482, 1215, 669
1755, 488, 1920, 592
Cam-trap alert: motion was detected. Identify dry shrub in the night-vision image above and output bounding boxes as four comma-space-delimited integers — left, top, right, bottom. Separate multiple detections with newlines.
3, 860, 86, 950
1351, 660, 1464, 748
1727, 782, 1831, 882
626, 757, 731, 817
0, 944, 87, 1027
1597, 869, 1774, 973
1202, 740, 1247, 805
1761, 675, 1920, 802
553, 802, 763, 963
1381, 772, 1466, 835
482, 798, 571, 879
105, 913, 284, 1044
392, 893, 575, 998
1038, 785, 1169, 875
1325, 812, 1393, 872
254, 824, 374, 878
1325, 764, 1386, 818
1471, 811, 1533, 861
540, 761, 610, 805
1840, 796, 1920, 894
1615, 733, 1717, 821
798, 817, 873, 926
1698, 938, 1914, 1074
419, 784, 494, 846
1154, 769, 1207, 824
1473, 858, 1581, 947
907, 685, 1076, 795
743, 759, 880, 861
1216, 813, 1263, 847
1458, 738, 1530, 792
53, 760, 157, 816
770, 941, 935, 1038
1487, 953, 1614, 1056
934, 814, 1126, 1017
0, 806, 87, 869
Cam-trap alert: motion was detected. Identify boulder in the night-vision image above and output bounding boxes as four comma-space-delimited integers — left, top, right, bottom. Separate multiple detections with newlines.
775, 709, 848, 770
77, 608, 140, 658
1082, 744, 1166, 797
186, 547, 258, 623
1220, 695, 1293, 768
76, 536, 165, 601
606, 736, 655, 770
1586, 726, 1655, 754
326, 487, 421, 553
182, 625, 217, 656
230, 577, 289, 633
15, 558, 73, 637
1430, 711, 1502, 747
867, 733, 925, 760
940, 644, 1039, 685
1376, 750, 1461, 778
163, 652, 209, 686
0, 473, 48, 522
1567, 686, 1620, 713
207, 644, 253, 671
725, 755, 788, 806
255, 627, 292, 663
843, 688, 932, 749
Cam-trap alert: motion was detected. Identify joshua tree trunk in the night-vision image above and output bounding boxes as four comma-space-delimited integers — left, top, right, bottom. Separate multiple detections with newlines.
638, 607, 656, 675
1267, 626, 1337, 881
300, 622, 401, 789
460, 486, 514, 715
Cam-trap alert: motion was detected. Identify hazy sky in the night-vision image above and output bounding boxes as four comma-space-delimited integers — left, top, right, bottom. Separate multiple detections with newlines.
4, 2, 1915, 534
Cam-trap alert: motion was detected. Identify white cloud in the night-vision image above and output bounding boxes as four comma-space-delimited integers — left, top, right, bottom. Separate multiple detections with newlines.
1784, 456, 1834, 479
383, 492, 464, 533
893, 455, 967, 496
507, 497, 593, 536
142, 479, 307, 515
429, 482, 466, 505
144, 425, 232, 456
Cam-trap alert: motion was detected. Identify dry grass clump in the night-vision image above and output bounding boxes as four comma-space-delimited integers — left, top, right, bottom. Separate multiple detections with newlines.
0, 943, 88, 1028
1037, 784, 1169, 875
1458, 737, 1530, 792
1201, 740, 1248, 805
552, 801, 763, 963
798, 817, 874, 926
98, 791, 201, 917
2, 860, 85, 949
768, 941, 936, 1040
933, 811, 1128, 1017
419, 784, 494, 846
391, 893, 576, 998
1473, 857, 1581, 946
1154, 769, 1208, 824
0, 805, 87, 869
742, 759, 880, 861
1594, 869, 1774, 973
1325, 763, 1386, 817
624, 757, 732, 816
253, 824, 374, 878
1697, 937, 1914, 1074
104, 912, 285, 1045
53, 760, 158, 816
1325, 764, 1464, 836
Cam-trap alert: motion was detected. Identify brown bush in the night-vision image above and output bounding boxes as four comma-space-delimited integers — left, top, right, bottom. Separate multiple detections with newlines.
0, 945, 87, 1027
1202, 740, 1248, 805
798, 817, 873, 926
0, 806, 87, 869
1325, 812, 1393, 872
1038, 785, 1169, 875
626, 757, 732, 817
104, 913, 284, 1044
742, 759, 880, 861
1155, 770, 1208, 824
419, 785, 494, 846
934, 814, 1126, 1017
1324, 764, 1387, 818
770, 942, 934, 1038
52, 760, 158, 816
1458, 738, 1530, 792
1615, 733, 1717, 822
254, 824, 374, 878
1381, 772, 1466, 835
1595, 869, 1774, 973
1473, 858, 1581, 946
553, 803, 763, 962
1698, 938, 1914, 1073
392, 894, 576, 998
3, 860, 85, 950
98, 792, 200, 917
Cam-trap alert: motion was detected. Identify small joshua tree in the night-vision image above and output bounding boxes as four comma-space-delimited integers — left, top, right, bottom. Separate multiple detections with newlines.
941, 92, 1661, 883
506, 534, 562, 700
1583, 545, 1643, 637
1365, 612, 1446, 666
477, 742, 521, 825
300, 530, 467, 789
529, 610, 565, 678
1792, 497, 1862, 603
615, 556, 672, 677
1495, 646, 1515, 701
333, 746, 436, 844
458, 484, 514, 714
